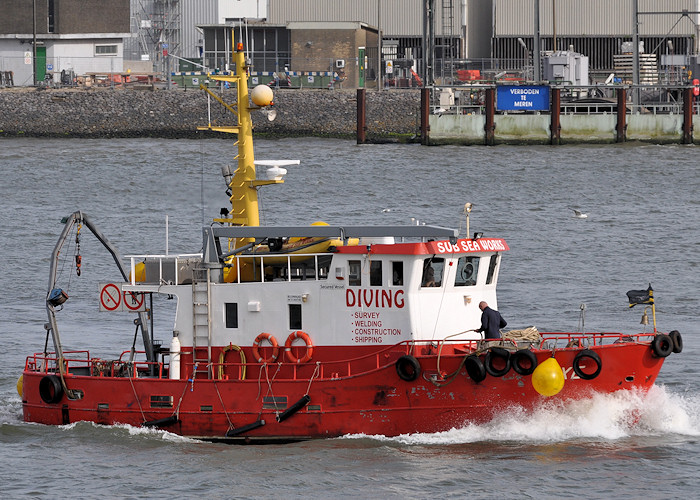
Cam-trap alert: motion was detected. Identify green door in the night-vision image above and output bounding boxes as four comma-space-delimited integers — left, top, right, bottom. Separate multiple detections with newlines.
358, 47, 365, 88
36, 46, 46, 82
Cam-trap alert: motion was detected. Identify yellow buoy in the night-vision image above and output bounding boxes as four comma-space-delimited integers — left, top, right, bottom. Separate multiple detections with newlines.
16, 374, 23, 398
531, 357, 565, 397
251, 85, 274, 106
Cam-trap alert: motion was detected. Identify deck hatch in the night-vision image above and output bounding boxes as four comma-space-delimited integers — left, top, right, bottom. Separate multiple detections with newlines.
97, 403, 109, 410
200, 405, 213, 412
150, 395, 173, 408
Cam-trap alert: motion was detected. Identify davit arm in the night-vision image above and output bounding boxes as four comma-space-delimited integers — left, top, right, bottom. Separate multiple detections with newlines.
46, 212, 155, 385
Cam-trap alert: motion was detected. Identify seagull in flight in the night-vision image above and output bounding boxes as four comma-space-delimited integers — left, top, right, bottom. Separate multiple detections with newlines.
572, 209, 588, 219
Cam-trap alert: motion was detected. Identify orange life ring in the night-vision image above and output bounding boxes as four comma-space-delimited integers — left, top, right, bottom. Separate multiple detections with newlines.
284, 330, 314, 364
252, 333, 279, 363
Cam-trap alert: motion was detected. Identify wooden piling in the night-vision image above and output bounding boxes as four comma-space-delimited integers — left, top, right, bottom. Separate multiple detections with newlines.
356, 88, 366, 144
420, 87, 430, 145
682, 87, 694, 145
550, 88, 561, 145
485, 88, 495, 146
616, 87, 627, 143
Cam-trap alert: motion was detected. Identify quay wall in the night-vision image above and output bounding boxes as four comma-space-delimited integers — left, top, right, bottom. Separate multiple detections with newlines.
0, 87, 696, 144
428, 112, 697, 145
0, 87, 420, 139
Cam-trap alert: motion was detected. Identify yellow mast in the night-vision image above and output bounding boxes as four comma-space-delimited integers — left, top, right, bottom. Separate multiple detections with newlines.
198, 34, 281, 245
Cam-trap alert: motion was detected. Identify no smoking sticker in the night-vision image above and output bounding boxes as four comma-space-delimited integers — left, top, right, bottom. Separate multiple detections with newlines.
99, 283, 146, 312
99, 283, 122, 311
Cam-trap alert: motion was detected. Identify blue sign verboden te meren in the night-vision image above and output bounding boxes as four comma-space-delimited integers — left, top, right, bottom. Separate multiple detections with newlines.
497, 86, 550, 111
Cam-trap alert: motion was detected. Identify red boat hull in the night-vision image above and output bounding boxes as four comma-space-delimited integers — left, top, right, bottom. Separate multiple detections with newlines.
21, 340, 667, 442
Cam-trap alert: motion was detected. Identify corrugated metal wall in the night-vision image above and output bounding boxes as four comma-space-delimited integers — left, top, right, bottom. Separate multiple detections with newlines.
268, 0, 463, 37
495, 0, 700, 36
180, 0, 219, 58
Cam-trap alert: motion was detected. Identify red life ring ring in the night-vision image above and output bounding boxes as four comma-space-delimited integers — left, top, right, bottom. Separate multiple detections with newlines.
284, 331, 314, 364
252, 333, 279, 363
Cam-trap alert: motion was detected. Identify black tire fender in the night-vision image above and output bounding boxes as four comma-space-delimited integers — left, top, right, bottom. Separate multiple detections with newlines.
512, 349, 538, 376
465, 355, 486, 383
669, 330, 683, 354
39, 375, 64, 404
573, 349, 603, 380
651, 334, 673, 358
484, 347, 511, 377
395, 355, 421, 382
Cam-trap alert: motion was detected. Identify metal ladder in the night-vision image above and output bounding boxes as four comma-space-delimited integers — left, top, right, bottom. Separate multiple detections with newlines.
192, 268, 212, 378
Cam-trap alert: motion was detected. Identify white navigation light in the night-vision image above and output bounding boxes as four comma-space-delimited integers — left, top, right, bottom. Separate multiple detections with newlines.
251, 85, 273, 106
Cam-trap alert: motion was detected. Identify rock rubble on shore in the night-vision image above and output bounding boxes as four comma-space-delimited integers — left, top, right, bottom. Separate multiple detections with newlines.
0, 87, 420, 139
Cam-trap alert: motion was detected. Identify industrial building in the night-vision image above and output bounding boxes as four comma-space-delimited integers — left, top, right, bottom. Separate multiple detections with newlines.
0, 0, 130, 86
2, 1, 700, 87
177, 0, 700, 87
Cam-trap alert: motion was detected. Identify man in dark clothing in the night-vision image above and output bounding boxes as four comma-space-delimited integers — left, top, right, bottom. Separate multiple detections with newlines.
476, 301, 507, 339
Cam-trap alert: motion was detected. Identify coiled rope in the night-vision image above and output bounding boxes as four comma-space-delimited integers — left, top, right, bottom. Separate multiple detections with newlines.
502, 326, 541, 344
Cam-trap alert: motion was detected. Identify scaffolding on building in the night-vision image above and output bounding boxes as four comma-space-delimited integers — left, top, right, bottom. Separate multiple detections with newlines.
436, 0, 455, 84
127, 0, 181, 75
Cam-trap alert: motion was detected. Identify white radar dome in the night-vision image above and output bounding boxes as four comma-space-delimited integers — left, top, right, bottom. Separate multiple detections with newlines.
251, 85, 273, 106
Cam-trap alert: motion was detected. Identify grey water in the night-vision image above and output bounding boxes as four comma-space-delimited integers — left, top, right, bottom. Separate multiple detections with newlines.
0, 138, 699, 499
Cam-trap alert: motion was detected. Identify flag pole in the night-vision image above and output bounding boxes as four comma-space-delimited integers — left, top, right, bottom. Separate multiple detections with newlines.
649, 287, 656, 333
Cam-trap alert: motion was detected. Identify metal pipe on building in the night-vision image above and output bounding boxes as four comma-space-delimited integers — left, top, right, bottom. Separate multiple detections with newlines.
633, 0, 640, 107
422, 0, 435, 87
461, 0, 467, 58
552, 0, 557, 52
32, 0, 37, 86
534, 0, 541, 82
377, 0, 382, 90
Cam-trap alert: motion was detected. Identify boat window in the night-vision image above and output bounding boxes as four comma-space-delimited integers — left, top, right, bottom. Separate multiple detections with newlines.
348, 260, 361, 286
455, 256, 480, 287
316, 255, 331, 280
225, 303, 238, 328
289, 303, 302, 330
421, 257, 444, 287
486, 254, 499, 284
392, 261, 403, 286
370, 261, 382, 286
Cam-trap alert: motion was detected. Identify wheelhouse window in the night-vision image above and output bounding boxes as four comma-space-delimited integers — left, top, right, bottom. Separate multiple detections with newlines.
370, 261, 382, 286
392, 261, 403, 286
421, 257, 444, 287
289, 303, 302, 330
225, 303, 238, 328
348, 260, 361, 286
455, 256, 479, 287
486, 254, 500, 284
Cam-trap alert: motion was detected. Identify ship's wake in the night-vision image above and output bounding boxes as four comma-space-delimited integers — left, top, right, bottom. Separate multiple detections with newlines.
346, 385, 700, 445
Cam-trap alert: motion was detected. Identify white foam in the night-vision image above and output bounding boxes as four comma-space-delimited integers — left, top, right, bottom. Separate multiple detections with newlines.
58, 421, 197, 443
344, 385, 700, 445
